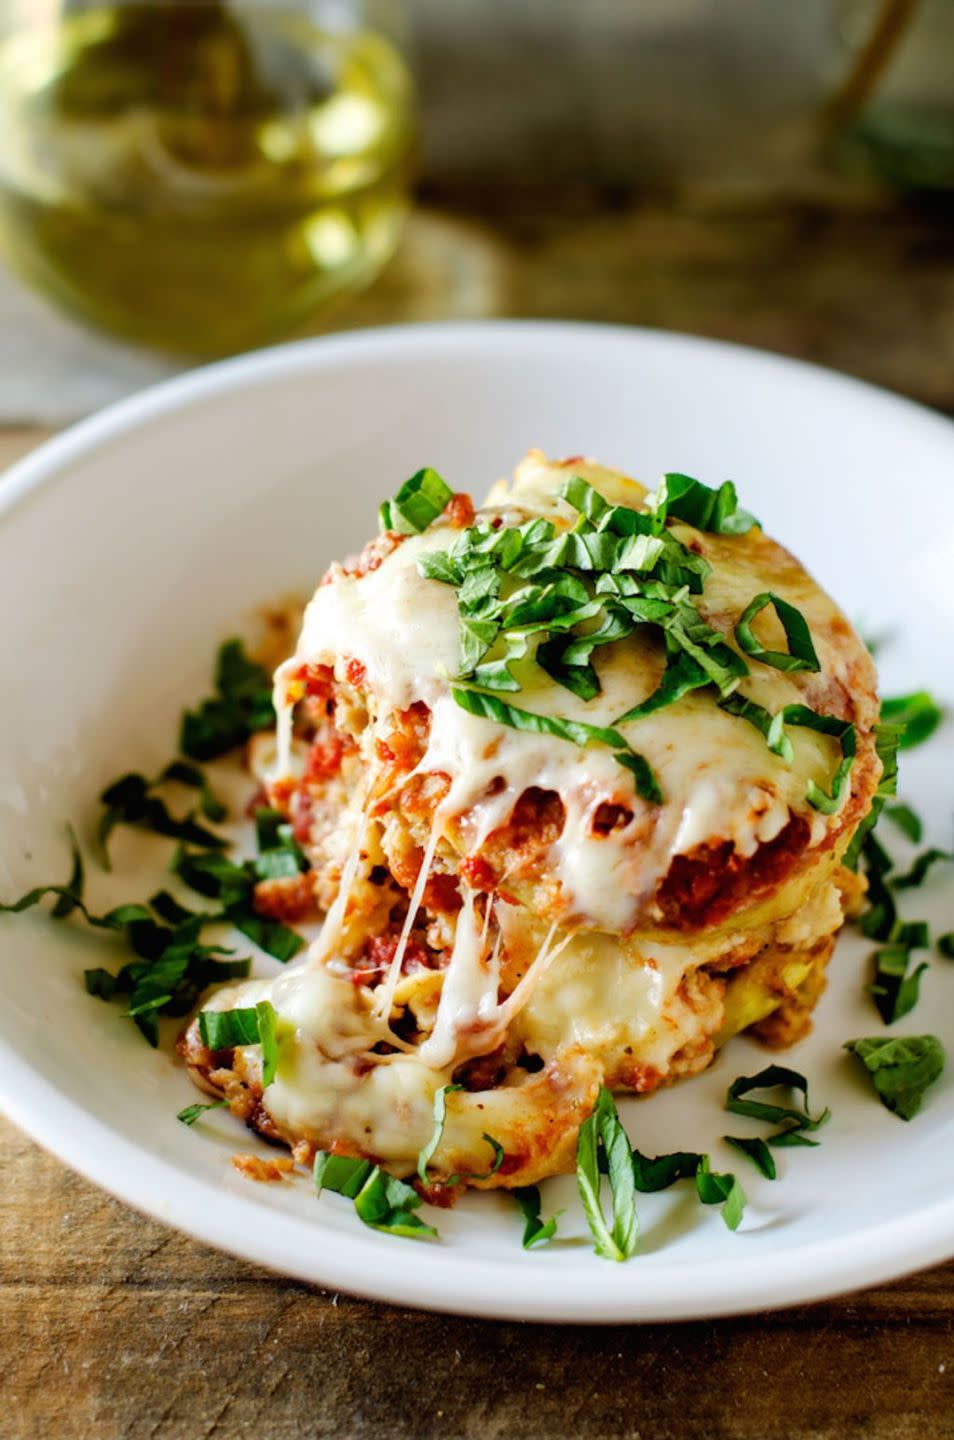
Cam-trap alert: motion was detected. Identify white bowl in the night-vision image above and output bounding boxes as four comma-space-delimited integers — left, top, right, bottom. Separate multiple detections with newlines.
2, 321, 953, 1322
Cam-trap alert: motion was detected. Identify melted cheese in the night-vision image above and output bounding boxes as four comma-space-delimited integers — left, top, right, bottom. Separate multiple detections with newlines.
274, 453, 854, 933
202, 453, 873, 1170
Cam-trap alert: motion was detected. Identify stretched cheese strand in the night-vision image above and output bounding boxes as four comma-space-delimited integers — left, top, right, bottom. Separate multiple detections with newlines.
372, 814, 443, 1023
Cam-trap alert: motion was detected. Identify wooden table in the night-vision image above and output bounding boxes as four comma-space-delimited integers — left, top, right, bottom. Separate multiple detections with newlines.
3, 180, 954, 1439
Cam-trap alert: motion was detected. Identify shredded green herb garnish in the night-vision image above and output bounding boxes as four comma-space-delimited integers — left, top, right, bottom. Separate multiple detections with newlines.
97, 765, 227, 867
892, 847, 953, 890
173, 848, 305, 963
734, 592, 820, 674
513, 1186, 560, 1249
884, 803, 922, 844
844, 1035, 945, 1120
880, 691, 943, 752
646, 472, 759, 535
939, 934, 954, 959
0, 830, 251, 1046
379, 467, 454, 535
314, 1152, 437, 1240
177, 1099, 227, 1126
723, 1135, 777, 1180
198, 1000, 281, 1086
629, 1147, 748, 1227
868, 944, 929, 1025
694, 1156, 747, 1230
725, 1066, 830, 1144
576, 1086, 639, 1262
180, 639, 275, 761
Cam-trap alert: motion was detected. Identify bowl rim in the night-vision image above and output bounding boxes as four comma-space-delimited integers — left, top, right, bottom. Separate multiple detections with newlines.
2, 319, 953, 1322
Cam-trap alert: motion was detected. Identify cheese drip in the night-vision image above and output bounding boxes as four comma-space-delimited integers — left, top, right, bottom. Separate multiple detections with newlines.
272, 456, 854, 932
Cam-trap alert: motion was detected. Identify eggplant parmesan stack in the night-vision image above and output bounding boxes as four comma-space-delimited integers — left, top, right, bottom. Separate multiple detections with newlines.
182, 454, 881, 1189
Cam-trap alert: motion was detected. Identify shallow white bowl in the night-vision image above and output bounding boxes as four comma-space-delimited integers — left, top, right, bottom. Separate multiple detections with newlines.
2, 321, 953, 1322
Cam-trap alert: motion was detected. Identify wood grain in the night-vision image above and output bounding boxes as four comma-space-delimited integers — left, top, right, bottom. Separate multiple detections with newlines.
1, 1115, 952, 1440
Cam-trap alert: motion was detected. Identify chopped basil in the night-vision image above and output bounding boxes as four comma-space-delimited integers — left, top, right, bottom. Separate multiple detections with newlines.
844, 1035, 944, 1120
172, 848, 305, 963
631, 1150, 701, 1191
630, 1146, 747, 1227
880, 691, 943, 751
314, 1152, 374, 1199
314, 1151, 437, 1239
868, 944, 929, 1025
939, 934, 954, 959
513, 1186, 560, 1249
843, 722, 903, 871
614, 652, 709, 724
177, 1099, 227, 1126
884, 803, 922, 844
198, 1006, 261, 1050
450, 686, 663, 803
379, 467, 453, 535
198, 999, 280, 1085
892, 847, 953, 890
694, 1156, 747, 1230
718, 696, 856, 814
725, 1066, 830, 1141
1, 833, 250, 1044
734, 592, 820, 674
723, 1135, 777, 1180
180, 639, 275, 762
576, 1087, 639, 1262
97, 769, 227, 866
353, 1168, 438, 1239
417, 1083, 463, 1183
648, 472, 759, 535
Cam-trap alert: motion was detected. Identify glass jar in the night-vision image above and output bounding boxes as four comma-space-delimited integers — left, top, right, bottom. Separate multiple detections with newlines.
0, 0, 416, 355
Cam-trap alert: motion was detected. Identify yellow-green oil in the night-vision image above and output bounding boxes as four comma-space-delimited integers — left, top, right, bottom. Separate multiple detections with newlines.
0, 5, 415, 354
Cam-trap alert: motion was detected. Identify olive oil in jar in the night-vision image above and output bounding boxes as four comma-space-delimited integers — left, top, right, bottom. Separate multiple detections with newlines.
0, 3, 415, 355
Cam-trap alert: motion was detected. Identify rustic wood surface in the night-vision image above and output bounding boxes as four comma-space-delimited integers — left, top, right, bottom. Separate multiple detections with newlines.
3, 176, 954, 1438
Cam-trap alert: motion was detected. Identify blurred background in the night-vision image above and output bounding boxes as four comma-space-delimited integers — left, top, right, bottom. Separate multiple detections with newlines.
1, 0, 953, 424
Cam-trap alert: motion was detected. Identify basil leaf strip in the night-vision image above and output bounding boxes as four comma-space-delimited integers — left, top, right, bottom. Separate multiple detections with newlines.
451, 686, 662, 803
181, 639, 275, 761
892, 847, 953, 890
694, 1157, 747, 1230
844, 1035, 944, 1120
379, 467, 453, 535
884, 803, 922, 844
615, 652, 710, 724
723, 1136, 777, 1180
718, 696, 856, 814
868, 945, 929, 1025
939, 934, 954, 959
734, 592, 820, 673
725, 1065, 830, 1135
631, 1150, 701, 1191
417, 1083, 464, 1183
177, 1100, 227, 1126
513, 1187, 559, 1249
650, 473, 759, 535
98, 769, 227, 867
314, 1152, 374, 1199
198, 1006, 261, 1050
197, 1000, 280, 1085
880, 691, 943, 751
314, 1154, 438, 1240
576, 1086, 639, 1262
843, 722, 903, 870
353, 1168, 438, 1239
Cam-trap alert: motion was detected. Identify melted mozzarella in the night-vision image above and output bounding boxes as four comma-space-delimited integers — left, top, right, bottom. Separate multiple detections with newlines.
205, 454, 869, 1163
274, 456, 851, 932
